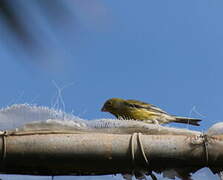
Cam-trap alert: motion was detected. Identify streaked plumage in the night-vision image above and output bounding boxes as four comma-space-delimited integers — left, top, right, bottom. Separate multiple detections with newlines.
101, 98, 201, 126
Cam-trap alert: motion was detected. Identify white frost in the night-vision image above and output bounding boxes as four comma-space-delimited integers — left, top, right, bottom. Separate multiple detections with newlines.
0, 104, 201, 137
206, 122, 223, 136
0, 104, 84, 130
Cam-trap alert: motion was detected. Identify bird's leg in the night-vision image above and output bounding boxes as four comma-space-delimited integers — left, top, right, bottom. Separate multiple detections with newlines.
150, 173, 158, 180
153, 120, 160, 131
145, 171, 157, 180
153, 120, 159, 125
122, 173, 133, 180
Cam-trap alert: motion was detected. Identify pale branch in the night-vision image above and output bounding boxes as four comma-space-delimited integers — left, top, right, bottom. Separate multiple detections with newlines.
0, 131, 221, 178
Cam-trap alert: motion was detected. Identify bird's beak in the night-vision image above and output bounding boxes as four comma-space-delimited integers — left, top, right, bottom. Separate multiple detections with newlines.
101, 106, 107, 112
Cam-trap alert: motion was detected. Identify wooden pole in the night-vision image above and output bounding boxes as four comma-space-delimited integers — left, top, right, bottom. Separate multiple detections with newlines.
0, 132, 221, 176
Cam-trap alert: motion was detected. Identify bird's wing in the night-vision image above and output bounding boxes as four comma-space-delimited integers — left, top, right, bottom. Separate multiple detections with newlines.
126, 99, 168, 114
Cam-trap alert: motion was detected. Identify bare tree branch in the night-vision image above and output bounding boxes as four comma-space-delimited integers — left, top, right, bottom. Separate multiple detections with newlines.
0, 131, 221, 178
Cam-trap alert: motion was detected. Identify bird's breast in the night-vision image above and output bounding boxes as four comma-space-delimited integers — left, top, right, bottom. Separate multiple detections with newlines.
119, 108, 159, 120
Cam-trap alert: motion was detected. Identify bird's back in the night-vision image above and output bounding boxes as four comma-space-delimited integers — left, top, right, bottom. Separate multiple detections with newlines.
118, 100, 170, 123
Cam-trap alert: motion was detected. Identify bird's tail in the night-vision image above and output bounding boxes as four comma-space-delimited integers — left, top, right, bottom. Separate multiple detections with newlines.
173, 116, 201, 126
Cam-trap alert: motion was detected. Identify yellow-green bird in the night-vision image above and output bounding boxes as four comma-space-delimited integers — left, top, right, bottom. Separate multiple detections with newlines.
101, 98, 201, 126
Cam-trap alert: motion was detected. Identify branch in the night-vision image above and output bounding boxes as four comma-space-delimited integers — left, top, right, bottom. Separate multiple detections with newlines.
0, 131, 221, 177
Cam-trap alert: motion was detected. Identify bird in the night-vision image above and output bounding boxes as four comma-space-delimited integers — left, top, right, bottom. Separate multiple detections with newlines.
101, 98, 201, 126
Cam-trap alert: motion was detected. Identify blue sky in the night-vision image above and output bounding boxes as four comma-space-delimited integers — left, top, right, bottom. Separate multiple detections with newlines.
0, 0, 223, 179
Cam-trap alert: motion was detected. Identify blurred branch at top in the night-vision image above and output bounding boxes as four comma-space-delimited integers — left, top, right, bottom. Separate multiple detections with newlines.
0, 0, 109, 68
0, 0, 31, 45
0, 0, 74, 43
0, 0, 76, 65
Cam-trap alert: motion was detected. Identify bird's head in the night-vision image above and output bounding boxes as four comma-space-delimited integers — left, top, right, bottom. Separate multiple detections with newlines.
101, 98, 125, 113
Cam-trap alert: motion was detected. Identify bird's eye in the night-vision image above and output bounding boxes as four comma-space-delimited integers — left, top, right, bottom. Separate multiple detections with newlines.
107, 101, 112, 105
